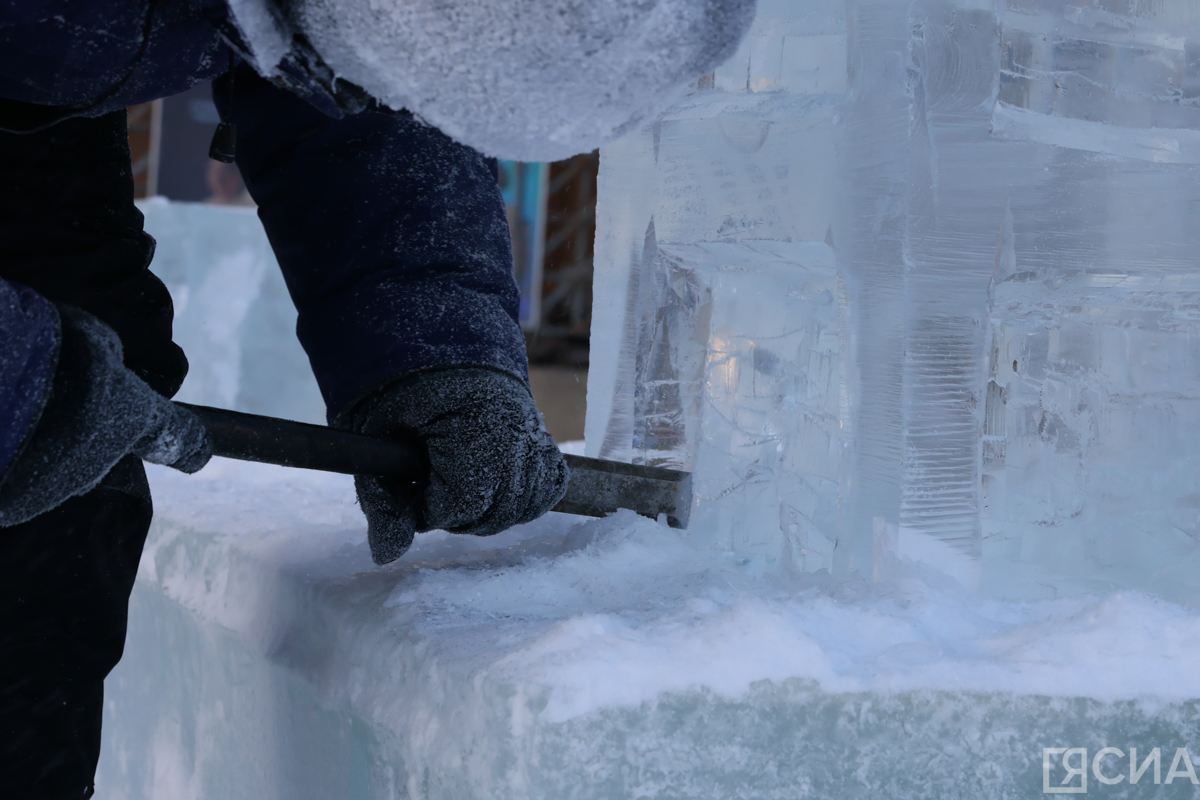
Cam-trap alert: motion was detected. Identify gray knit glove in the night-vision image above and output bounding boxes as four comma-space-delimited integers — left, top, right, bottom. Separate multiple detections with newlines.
0, 307, 212, 526
342, 366, 568, 564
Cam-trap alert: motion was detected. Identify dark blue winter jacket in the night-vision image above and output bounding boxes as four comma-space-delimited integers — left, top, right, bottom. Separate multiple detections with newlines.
0, 0, 526, 481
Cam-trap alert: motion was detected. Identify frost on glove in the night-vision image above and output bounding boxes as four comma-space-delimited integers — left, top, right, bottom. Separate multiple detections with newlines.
0, 307, 212, 526
340, 366, 568, 564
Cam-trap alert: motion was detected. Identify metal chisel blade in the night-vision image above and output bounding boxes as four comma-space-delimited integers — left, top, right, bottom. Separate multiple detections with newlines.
554, 454, 692, 529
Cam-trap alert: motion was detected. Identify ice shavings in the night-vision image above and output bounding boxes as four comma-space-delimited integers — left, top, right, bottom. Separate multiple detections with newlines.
394, 510, 1200, 723
144, 460, 1200, 726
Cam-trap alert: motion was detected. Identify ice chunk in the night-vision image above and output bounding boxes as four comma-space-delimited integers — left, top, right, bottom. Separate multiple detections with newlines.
139, 199, 326, 424
588, 0, 1200, 599
586, 82, 845, 576
98, 461, 1200, 798
593, 237, 844, 574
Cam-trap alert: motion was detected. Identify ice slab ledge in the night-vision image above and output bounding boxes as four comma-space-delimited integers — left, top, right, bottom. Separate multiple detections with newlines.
97, 461, 1200, 799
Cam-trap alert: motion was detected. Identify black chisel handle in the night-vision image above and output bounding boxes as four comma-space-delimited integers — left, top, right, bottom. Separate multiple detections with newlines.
177, 402, 692, 527
177, 402, 429, 483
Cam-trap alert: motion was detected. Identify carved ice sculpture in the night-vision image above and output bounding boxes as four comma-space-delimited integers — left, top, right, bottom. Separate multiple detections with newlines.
587, 0, 1200, 600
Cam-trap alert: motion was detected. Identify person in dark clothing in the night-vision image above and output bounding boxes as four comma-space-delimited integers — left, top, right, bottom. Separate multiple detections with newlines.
0, 0, 755, 795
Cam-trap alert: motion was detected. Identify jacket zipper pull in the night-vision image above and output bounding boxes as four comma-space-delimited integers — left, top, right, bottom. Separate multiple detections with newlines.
209, 51, 238, 163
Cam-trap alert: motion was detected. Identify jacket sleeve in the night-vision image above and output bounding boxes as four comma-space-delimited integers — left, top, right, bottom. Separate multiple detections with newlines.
0, 110, 186, 486
0, 279, 59, 485
0, 111, 187, 398
218, 66, 528, 421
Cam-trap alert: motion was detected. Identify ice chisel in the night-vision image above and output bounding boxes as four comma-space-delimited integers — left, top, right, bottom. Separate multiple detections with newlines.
177, 403, 692, 529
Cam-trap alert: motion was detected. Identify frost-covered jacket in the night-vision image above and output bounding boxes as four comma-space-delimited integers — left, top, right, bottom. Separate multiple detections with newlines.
0, 0, 526, 482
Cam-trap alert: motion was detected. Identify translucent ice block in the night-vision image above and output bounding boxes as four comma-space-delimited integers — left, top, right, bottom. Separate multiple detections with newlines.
587, 0, 1200, 599
139, 198, 326, 424
97, 462, 1200, 799
593, 236, 845, 573
983, 272, 1200, 603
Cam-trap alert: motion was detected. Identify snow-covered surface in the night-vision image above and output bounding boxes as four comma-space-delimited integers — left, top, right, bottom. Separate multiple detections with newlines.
98, 458, 1200, 798
131, 461, 1200, 711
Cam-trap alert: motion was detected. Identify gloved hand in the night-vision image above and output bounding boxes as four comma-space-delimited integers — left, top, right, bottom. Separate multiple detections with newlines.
0, 306, 212, 526
340, 366, 568, 564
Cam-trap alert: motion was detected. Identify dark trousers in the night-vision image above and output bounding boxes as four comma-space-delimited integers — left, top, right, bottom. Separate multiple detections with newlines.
0, 111, 185, 798
0, 457, 152, 799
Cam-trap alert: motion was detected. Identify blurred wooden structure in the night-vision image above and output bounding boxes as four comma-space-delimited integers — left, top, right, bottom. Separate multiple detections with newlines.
527, 151, 597, 367
127, 101, 162, 199
126, 97, 597, 370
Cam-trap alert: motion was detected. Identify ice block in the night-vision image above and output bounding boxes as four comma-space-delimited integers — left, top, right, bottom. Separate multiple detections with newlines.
587, 0, 1200, 599
96, 461, 1200, 799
